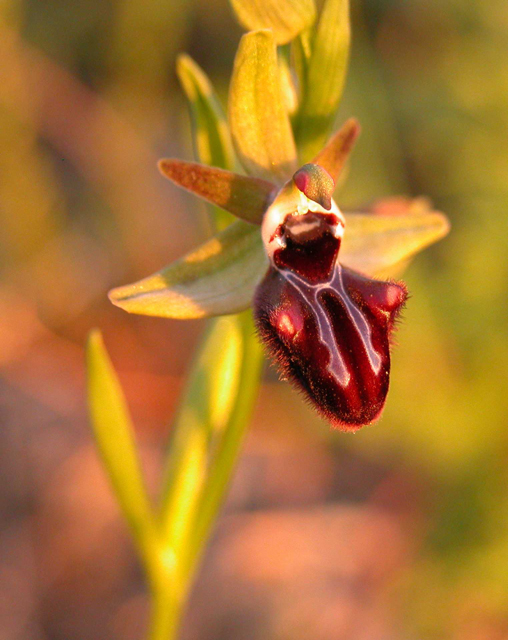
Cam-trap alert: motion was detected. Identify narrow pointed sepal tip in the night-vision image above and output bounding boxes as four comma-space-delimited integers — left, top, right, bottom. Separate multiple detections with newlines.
312, 118, 361, 185
293, 164, 334, 211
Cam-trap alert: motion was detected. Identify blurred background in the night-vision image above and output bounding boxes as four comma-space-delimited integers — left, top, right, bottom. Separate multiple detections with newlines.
1, 0, 508, 638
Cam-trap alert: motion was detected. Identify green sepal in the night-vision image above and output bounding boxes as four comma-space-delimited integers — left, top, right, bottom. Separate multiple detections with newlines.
158, 159, 276, 225
291, 30, 312, 102
177, 54, 234, 172
108, 220, 267, 319
177, 53, 236, 230
229, 0, 316, 45
296, 0, 351, 161
228, 29, 298, 183
342, 200, 451, 279
278, 52, 299, 116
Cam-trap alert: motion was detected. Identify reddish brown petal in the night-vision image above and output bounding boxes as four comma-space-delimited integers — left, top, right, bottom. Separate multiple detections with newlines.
158, 159, 276, 225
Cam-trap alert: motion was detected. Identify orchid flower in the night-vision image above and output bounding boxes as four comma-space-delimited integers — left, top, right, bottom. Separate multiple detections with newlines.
108, 28, 449, 431
109, 65, 448, 431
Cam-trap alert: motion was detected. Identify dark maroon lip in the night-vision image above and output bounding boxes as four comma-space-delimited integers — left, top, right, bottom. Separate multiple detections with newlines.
273, 215, 341, 283
254, 206, 407, 431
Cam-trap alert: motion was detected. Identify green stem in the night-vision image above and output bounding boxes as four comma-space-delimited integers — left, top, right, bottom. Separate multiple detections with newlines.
184, 313, 263, 579
147, 583, 182, 640
145, 539, 188, 640
146, 310, 264, 639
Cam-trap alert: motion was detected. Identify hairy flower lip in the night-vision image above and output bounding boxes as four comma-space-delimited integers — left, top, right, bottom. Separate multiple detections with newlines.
253, 257, 408, 430
252, 156, 411, 430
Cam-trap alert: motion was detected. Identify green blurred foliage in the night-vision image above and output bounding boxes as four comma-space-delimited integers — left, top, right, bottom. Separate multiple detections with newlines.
2, 0, 508, 637
338, 0, 508, 633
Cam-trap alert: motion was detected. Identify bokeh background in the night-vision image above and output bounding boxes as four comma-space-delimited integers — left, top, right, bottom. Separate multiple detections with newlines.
1, 0, 508, 638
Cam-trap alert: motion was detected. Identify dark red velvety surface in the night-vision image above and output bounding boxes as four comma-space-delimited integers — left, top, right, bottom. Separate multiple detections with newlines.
254, 211, 407, 430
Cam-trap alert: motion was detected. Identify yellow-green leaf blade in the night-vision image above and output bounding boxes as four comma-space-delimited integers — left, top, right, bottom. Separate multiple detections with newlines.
297, 0, 351, 161
177, 311, 264, 582
229, 29, 298, 182
86, 330, 156, 550
108, 221, 267, 319
342, 201, 450, 278
158, 315, 244, 551
230, 0, 316, 45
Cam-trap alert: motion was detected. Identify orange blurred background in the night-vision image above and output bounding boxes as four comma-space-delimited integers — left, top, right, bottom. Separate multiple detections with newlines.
2, 0, 508, 638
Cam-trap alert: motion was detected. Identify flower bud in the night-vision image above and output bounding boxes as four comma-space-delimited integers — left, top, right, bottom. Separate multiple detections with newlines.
254, 167, 407, 430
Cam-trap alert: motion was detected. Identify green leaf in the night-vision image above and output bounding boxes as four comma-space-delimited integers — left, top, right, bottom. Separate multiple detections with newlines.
158, 159, 276, 225
86, 331, 158, 561
296, 0, 351, 161
108, 220, 267, 319
177, 54, 236, 231
230, 0, 316, 45
229, 29, 298, 183
158, 315, 244, 550
184, 311, 263, 575
312, 118, 360, 184
342, 201, 450, 279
